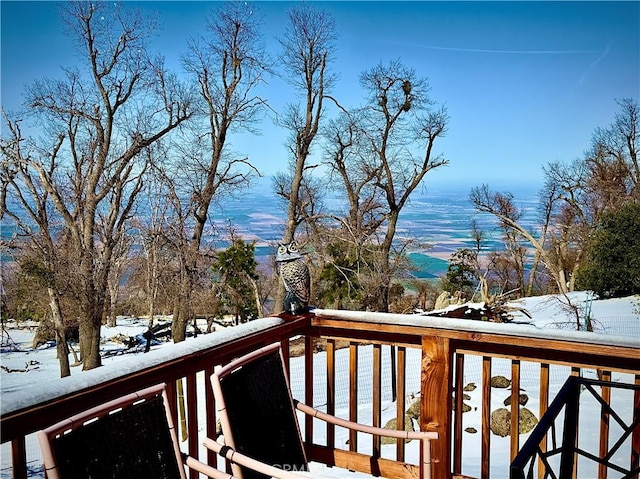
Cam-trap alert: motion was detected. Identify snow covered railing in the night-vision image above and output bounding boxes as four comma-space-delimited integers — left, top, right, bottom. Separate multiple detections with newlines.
1, 317, 288, 418
311, 308, 640, 350
2, 315, 309, 479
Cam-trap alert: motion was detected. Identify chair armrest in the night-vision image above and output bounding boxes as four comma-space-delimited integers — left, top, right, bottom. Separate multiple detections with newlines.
184, 454, 235, 479
294, 401, 439, 441
202, 437, 312, 479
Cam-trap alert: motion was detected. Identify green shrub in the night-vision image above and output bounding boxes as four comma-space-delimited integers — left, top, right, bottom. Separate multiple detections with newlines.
576, 202, 640, 298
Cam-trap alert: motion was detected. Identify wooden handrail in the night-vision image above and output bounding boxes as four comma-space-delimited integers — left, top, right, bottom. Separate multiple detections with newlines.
310, 309, 640, 370
1, 316, 308, 443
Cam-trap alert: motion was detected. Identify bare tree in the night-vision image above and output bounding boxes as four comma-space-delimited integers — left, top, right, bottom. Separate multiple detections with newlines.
522, 180, 558, 296
308, 110, 387, 310
1, 2, 191, 370
588, 98, 639, 198
104, 232, 132, 327
358, 59, 448, 311
132, 160, 176, 326
171, 1, 269, 341
273, 3, 337, 313
323, 110, 386, 246
1, 118, 72, 376
470, 184, 578, 294
526, 100, 639, 295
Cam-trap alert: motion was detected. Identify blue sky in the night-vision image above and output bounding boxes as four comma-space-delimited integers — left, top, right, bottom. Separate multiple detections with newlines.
2, 1, 639, 191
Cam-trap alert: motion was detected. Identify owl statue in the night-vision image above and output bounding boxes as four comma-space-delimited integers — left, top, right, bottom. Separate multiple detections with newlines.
275, 241, 310, 315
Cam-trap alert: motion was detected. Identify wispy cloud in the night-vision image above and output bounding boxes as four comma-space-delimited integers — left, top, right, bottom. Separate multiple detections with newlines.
413, 44, 599, 55
578, 42, 612, 85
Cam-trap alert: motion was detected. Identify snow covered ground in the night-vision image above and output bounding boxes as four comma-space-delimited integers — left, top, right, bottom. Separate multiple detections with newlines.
1, 292, 639, 478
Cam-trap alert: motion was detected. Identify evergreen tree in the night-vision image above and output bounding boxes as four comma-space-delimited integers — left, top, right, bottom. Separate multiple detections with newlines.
576, 202, 640, 298
318, 242, 361, 309
443, 248, 478, 296
212, 239, 260, 324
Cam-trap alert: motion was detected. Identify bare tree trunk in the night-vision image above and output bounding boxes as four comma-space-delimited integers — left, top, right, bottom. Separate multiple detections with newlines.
147, 253, 159, 326
248, 276, 262, 317
48, 287, 70, 378
79, 315, 102, 370
526, 250, 543, 296
148, 292, 156, 327
172, 277, 190, 343
377, 211, 399, 312
274, 4, 336, 313
107, 279, 118, 327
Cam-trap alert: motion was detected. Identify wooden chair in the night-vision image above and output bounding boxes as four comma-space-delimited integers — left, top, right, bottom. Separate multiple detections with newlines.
208, 343, 438, 479
37, 383, 231, 479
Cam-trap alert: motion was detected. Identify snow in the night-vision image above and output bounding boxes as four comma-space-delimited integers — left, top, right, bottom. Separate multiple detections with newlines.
314, 302, 640, 351
1, 292, 639, 478
1, 316, 284, 416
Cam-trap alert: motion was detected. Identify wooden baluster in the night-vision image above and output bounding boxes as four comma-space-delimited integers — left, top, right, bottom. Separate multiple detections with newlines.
453, 353, 465, 476
482, 356, 492, 479
327, 338, 336, 450
510, 360, 521, 462
349, 342, 359, 452
187, 373, 198, 479
373, 343, 382, 458
396, 346, 406, 462
206, 365, 217, 469
305, 335, 314, 446
598, 370, 611, 479
538, 363, 550, 479
11, 438, 26, 479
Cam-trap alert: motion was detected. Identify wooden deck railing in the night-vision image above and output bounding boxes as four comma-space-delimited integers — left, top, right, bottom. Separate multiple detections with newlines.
2, 310, 639, 479
308, 309, 640, 479
1, 316, 309, 479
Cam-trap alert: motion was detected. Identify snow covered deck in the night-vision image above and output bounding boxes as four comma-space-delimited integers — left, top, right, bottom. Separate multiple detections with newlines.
2, 308, 639, 479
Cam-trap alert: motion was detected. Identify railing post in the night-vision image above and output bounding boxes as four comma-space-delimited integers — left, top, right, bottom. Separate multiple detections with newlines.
559, 376, 580, 479
632, 374, 640, 479
186, 373, 198, 479
304, 335, 314, 447
598, 370, 611, 479
421, 335, 452, 479
11, 438, 27, 479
